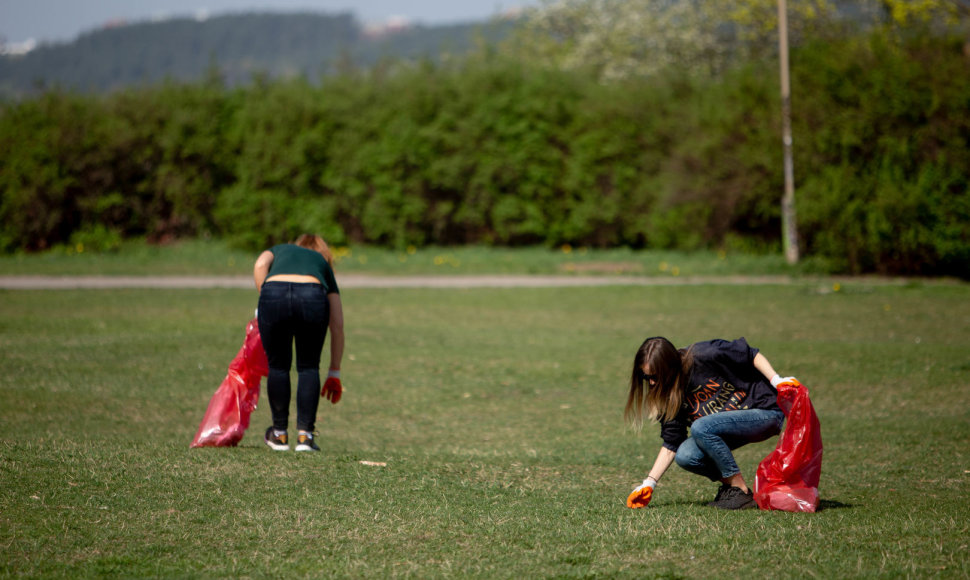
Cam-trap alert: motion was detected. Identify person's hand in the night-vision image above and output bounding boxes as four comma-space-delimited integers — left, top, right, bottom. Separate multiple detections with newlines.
771, 374, 797, 387
322, 371, 343, 404
626, 478, 656, 509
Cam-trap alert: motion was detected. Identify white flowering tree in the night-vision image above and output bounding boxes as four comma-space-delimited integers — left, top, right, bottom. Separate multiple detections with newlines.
506, 0, 840, 80
506, 0, 968, 82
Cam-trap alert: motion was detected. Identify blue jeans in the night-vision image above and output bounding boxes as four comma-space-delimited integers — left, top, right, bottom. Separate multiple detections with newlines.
675, 409, 785, 481
257, 282, 330, 432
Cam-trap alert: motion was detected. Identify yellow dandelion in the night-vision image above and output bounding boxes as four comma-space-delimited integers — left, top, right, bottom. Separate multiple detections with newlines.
333, 247, 352, 262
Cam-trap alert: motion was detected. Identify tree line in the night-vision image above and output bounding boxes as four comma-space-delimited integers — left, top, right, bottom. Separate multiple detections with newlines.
1, 26, 967, 277
0, 12, 514, 97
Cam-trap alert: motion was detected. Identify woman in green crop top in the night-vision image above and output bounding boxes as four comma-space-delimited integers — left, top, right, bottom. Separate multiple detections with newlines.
253, 234, 345, 452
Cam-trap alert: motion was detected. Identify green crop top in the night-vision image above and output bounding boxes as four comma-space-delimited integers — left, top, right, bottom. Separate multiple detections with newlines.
266, 244, 339, 294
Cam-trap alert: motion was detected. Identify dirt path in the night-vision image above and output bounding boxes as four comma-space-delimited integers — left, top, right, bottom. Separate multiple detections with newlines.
0, 273, 914, 290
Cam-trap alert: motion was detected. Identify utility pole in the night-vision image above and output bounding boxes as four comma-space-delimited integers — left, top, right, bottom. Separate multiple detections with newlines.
778, 0, 799, 263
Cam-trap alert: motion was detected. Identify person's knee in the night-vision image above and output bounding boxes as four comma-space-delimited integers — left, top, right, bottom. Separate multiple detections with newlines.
675, 445, 702, 470
295, 362, 320, 374
674, 452, 692, 470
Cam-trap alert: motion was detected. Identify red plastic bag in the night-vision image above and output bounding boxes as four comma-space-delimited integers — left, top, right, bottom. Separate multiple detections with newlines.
754, 379, 823, 512
190, 319, 268, 447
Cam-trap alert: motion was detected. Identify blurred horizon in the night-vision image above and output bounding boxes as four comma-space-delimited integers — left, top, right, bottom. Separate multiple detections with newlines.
0, 0, 540, 46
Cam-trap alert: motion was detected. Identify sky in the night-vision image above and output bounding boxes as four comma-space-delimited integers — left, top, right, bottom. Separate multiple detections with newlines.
0, 0, 542, 45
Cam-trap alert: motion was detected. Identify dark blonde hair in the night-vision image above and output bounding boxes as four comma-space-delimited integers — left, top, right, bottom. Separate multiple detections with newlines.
294, 234, 334, 266
624, 337, 694, 430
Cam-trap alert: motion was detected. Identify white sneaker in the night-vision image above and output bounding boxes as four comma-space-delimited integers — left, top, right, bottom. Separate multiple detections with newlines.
264, 427, 289, 451
295, 432, 320, 452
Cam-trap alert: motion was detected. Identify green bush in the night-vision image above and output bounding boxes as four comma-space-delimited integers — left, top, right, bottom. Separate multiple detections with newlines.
0, 92, 106, 251
0, 29, 968, 277
793, 31, 970, 276
98, 83, 233, 241
68, 224, 123, 253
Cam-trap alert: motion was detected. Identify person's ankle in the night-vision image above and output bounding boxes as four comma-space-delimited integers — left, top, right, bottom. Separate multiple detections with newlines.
722, 476, 749, 494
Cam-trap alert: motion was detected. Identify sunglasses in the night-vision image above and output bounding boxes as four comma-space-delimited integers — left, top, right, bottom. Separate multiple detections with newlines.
642, 373, 658, 382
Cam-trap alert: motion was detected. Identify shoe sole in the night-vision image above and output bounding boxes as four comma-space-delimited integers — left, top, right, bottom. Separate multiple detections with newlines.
712, 498, 757, 510
295, 445, 319, 452
265, 440, 289, 451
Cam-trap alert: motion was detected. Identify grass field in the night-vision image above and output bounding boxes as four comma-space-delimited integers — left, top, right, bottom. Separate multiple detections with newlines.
1, 247, 969, 578
0, 238, 824, 278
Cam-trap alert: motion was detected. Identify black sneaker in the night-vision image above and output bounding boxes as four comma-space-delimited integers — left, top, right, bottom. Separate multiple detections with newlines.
710, 486, 756, 510
295, 432, 320, 452
707, 483, 733, 507
264, 427, 289, 451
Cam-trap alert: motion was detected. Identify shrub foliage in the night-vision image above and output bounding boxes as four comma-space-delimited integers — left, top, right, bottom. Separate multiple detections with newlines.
1, 31, 967, 276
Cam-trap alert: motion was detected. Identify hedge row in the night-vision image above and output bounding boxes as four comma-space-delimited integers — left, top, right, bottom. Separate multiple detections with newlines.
1, 30, 967, 276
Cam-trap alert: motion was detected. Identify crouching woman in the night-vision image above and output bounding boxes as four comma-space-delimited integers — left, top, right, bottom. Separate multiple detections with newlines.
625, 337, 793, 510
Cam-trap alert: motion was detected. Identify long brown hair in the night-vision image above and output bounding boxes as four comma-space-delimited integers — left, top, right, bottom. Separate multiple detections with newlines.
624, 337, 694, 430
294, 234, 334, 266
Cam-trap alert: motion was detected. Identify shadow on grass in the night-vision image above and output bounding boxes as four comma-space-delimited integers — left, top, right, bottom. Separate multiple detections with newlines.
655, 498, 854, 511
817, 499, 853, 510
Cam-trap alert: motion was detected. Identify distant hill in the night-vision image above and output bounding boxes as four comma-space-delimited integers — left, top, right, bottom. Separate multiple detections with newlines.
0, 11, 518, 97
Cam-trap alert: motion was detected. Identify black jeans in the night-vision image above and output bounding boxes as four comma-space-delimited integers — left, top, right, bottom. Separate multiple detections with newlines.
257, 282, 330, 432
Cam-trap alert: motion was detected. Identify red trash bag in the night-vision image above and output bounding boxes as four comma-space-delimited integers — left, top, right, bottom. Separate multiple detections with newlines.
754, 379, 823, 512
190, 319, 268, 448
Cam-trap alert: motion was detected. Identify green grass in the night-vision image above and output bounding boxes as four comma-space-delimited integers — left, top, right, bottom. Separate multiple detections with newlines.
0, 238, 826, 278
1, 252, 969, 577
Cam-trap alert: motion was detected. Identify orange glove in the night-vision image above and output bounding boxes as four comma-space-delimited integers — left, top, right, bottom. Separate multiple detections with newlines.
322, 372, 343, 404
626, 479, 656, 509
